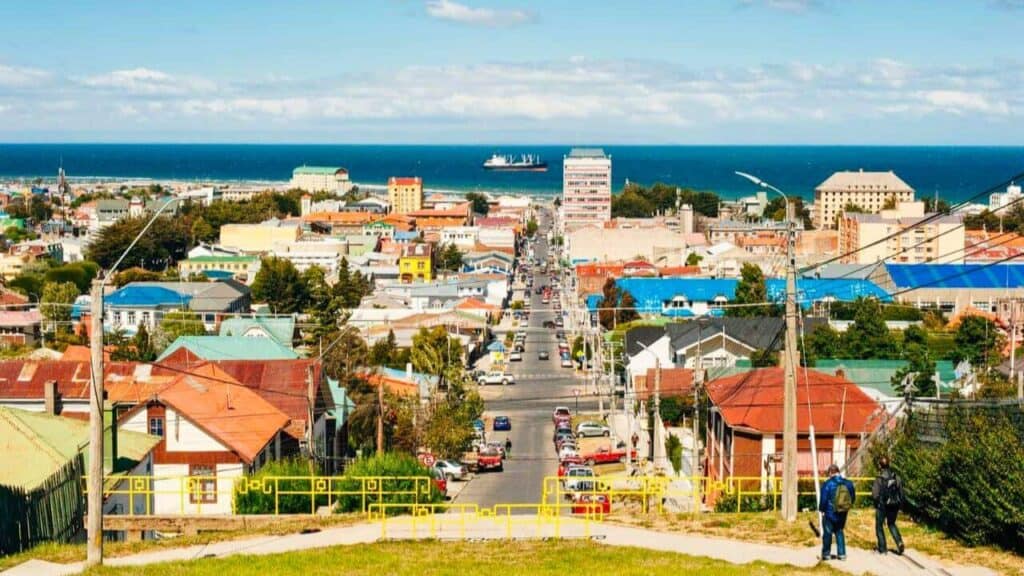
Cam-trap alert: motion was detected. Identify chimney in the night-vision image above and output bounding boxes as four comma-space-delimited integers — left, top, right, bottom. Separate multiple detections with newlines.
406, 362, 413, 381
43, 380, 59, 415
835, 368, 846, 381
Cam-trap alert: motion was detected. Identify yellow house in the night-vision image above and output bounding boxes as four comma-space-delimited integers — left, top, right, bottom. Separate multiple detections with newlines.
399, 243, 434, 283
220, 221, 301, 253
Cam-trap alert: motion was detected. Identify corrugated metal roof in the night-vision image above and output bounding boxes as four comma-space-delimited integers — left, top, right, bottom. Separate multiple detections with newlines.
219, 317, 295, 347
886, 263, 1024, 289
157, 336, 299, 361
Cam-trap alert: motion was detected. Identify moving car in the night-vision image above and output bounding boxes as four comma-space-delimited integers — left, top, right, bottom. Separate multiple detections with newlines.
477, 448, 504, 472
486, 441, 507, 459
552, 407, 571, 422
477, 371, 515, 386
538, 351, 550, 360
576, 422, 611, 438
509, 351, 523, 362
493, 415, 511, 431
434, 460, 468, 481
561, 357, 573, 368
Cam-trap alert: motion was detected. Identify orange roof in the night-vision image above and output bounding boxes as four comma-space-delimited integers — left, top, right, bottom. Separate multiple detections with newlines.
455, 297, 501, 312
152, 364, 290, 463
389, 177, 422, 186
658, 265, 701, 277
407, 203, 471, 218
302, 211, 379, 224
381, 214, 415, 231
637, 368, 694, 401
360, 372, 419, 397
575, 263, 624, 278
706, 368, 883, 435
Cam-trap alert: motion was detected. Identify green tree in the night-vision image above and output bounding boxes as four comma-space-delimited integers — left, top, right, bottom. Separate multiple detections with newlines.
841, 298, 899, 359
44, 262, 99, 294
303, 265, 339, 341
923, 196, 951, 214
525, 217, 538, 238
411, 326, 463, 388
685, 252, 703, 267
3, 226, 36, 244
952, 315, 1004, 368
157, 310, 206, 349
130, 323, 157, 361
190, 216, 215, 244
86, 215, 190, 270
251, 256, 307, 313
40, 281, 79, 336
802, 323, 842, 364
368, 330, 399, 368
619, 290, 640, 324
765, 196, 813, 229
892, 341, 936, 398
436, 244, 464, 273
598, 277, 620, 330
111, 267, 162, 288
729, 263, 772, 317
465, 192, 490, 215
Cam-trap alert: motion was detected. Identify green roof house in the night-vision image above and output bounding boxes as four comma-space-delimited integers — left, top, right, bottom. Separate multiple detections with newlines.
158, 335, 300, 362
219, 316, 296, 348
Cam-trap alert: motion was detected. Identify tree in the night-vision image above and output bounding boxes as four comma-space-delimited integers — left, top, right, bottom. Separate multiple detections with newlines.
40, 281, 78, 336
802, 323, 842, 364
765, 196, 813, 229
923, 196, 952, 214
368, 330, 399, 368
729, 263, 772, 317
129, 323, 156, 362
685, 252, 703, 267
303, 265, 339, 341
86, 215, 190, 270
411, 326, 463, 388
44, 262, 99, 294
892, 341, 936, 398
251, 257, 307, 313
436, 244, 464, 273
525, 217, 539, 238
190, 216, 215, 244
111, 267, 162, 288
952, 315, 1004, 368
465, 192, 489, 215
598, 278, 620, 330
618, 290, 640, 324
841, 298, 899, 359
3, 226, 36, 244
157, 310, 206, 349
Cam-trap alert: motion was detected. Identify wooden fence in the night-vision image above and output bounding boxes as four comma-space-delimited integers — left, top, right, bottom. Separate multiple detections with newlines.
0, 454, 84, 556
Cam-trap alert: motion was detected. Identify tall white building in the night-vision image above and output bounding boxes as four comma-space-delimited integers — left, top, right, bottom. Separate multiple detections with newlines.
813, 170, 914, 229
290, 166, 353, 194
562, 148, 611, 227
990, 183, 1022, 212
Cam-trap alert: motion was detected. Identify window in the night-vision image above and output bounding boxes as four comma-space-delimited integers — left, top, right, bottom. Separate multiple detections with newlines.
189, 465, 217, 504
149, 417, 164, 437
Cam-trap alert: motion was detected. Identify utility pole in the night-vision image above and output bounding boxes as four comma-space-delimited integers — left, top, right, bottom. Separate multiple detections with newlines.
781, 200, 799, 523
86, 278, 104, 566
376, 374, 385, 455
1010, 299, 1018, 381
692, 321, 704, 485
652, 357, 661, 464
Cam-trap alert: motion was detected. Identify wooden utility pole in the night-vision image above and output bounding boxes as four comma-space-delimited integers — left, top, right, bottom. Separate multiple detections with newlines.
781, 201, 799, 522
376, 375, 385, 455
86, 278, 104, 566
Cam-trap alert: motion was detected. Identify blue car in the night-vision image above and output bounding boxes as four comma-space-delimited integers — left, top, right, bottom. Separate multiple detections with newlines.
473, 419, 485, 432
493, 416, 511, 431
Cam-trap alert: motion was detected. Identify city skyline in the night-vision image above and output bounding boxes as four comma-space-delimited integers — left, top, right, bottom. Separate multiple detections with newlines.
0, 0, 1022, 144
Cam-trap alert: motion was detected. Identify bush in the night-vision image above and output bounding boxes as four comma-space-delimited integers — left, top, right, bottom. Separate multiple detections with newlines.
234, 458, 328, 515
665, 434, 682, 474
333, 453, 443, 515
714, 493, 774, 513
887, 408, 1024, 552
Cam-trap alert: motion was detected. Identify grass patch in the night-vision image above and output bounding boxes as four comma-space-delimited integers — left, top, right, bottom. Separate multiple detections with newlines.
0, 515, 361, 572
82, 540, 837, 575
612, 509, 1024, 575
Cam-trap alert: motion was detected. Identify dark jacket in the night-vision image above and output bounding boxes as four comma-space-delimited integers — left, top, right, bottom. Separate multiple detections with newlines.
819, 475, 855, 523
872, 468, 900, 509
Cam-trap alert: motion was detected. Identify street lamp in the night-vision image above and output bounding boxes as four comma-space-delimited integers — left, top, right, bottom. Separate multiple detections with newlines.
734, 171, 800, 522
87, 196, 180, 567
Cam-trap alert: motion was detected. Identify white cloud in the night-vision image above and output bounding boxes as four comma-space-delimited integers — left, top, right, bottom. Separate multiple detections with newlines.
919, 90, 1011, 116
736, 0, 825, 12
0, 63, 50, 88
77, 67, 216, 95
425, 0, 534, 27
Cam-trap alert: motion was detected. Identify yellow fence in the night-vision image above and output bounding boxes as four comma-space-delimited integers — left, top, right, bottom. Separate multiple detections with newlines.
86, 474, 875, 520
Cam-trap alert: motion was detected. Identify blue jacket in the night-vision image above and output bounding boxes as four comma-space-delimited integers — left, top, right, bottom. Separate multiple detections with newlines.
819, 475, 855, 523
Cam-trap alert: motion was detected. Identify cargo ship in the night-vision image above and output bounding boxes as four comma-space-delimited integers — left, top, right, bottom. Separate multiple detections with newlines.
482, 154, 548, 172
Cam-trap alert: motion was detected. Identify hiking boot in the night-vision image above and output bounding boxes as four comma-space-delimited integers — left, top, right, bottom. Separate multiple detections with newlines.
818, 555, 831, 561
896, 543, 905, 555
837, 555, 847, 561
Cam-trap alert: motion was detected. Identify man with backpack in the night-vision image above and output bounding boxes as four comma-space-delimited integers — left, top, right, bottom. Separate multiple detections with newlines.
819, 463, 856, 561
871, 456, 905, 555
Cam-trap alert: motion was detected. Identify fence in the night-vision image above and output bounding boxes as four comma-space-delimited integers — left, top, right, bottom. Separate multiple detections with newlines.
0, 455, 84, 555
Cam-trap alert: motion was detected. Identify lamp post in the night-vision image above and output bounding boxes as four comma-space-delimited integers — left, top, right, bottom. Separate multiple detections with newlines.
735, 171, 799, 523
87, 197, 180, 567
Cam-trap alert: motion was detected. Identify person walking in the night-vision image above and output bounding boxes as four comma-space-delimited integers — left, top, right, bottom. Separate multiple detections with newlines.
505, 437, 512, 457
872, 456, 905, 555
819, 463, 856, 561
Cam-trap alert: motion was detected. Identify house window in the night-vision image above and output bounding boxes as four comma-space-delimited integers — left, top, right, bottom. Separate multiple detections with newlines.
127, 311, 137, 326
149, 417, 164, 437
189, 465, 217, 504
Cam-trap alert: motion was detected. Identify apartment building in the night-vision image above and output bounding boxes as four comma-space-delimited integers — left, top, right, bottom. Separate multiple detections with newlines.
388, 177, 424, 215
838, 201, 964, 265
290, 166, 353, 194
813, 170, 914, 229
562, 148, 611, 227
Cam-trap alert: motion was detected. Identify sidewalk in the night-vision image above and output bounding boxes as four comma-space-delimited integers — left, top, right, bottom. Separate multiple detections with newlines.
5, 515, 996, 576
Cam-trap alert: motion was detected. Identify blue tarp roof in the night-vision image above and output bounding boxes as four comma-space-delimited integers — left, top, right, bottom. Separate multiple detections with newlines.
887, 263, 1024, 289
586, 277, 890, 313
106, 286, 191, 307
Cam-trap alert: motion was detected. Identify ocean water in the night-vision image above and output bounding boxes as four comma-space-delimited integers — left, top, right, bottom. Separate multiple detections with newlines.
0, 144, 1022, 202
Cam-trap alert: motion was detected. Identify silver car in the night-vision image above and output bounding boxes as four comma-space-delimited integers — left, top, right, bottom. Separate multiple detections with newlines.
576, 422, 611, 438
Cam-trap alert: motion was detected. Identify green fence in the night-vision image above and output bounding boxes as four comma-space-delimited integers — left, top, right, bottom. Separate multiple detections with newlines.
0, 455, 85, 556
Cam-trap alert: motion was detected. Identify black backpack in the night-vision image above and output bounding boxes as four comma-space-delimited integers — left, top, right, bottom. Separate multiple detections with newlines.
882, 471, 903, 508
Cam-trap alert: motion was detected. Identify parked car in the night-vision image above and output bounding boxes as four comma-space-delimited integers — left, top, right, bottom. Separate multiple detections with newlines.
493, 415, 511, 431
564, 466, 595, 492
558, 444, 579, 461
552, 407, 571, 422
560, 357, 573, 368
581, 445, 635, 466
429, 467, 448, 498
477, 449, 503, 472
554, 431, 575, 449
486, 441, 507, 459
477, 371, 515, 386
538, 350, 550, 360
543, 320, 556, 329
509, 351, 523, 362
558, 455, 585, 477
434, 460, 468, 481
572, 493, 610, 515
576, 422, 611, 438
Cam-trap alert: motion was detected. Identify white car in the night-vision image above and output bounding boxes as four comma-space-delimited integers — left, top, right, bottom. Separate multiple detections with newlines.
558, 444, 579, 460
564, 467, 595, 492
477, 371, 515, 386
509, 351, 523, 362
560, 357, 573, 368
576, 422, 611, 438
434, 460, 468, 481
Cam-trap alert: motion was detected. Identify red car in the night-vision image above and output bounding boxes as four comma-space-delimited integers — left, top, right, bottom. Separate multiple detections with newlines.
477, 449, 504, 472
430, 468, 448, 498
552, 407, 571, 423
572, 493, 610, 515
581, 446, 636, 466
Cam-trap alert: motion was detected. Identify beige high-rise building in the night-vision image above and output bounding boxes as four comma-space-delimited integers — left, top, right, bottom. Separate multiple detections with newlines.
562, 148, 611, 226
839, 201, 963, 265
388, 177, 423, 214
813, 170, 914, 229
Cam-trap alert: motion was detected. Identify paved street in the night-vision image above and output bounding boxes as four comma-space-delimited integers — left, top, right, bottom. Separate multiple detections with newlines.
457, 210, 598, 510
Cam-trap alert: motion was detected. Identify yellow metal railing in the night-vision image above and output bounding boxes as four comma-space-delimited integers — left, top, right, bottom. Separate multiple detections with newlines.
85, 474, 875, 519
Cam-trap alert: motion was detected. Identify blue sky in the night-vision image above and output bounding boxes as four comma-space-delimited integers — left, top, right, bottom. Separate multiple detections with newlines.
0, 0, 1021, 143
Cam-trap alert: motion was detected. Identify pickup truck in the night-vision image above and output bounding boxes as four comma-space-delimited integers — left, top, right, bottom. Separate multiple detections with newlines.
477, 448, 504, 472
477, 371, 515, 386
581, 446, 636, 466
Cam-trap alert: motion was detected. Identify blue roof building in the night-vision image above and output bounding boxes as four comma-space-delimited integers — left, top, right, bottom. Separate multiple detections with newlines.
887, 263, 1024, 289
